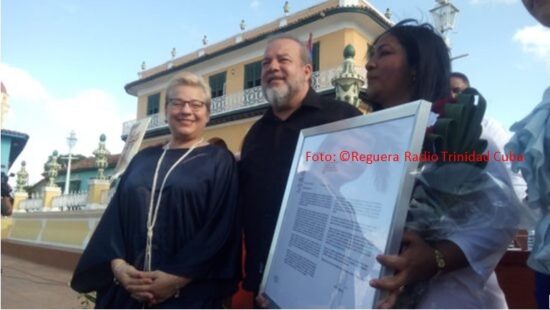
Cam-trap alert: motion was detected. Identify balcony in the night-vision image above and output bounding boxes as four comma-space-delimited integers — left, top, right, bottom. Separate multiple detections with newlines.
122, 66, 366, 137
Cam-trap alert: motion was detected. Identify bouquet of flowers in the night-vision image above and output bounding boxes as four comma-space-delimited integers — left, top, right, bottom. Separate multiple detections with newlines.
396, 89, 528, 308
407, 88, 522, 238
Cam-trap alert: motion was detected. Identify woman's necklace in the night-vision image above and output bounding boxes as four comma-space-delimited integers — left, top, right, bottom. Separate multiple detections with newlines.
143, 138, 204, 271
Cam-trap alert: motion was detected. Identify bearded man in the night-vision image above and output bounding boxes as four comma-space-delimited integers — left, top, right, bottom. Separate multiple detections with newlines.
238, 34, 361, 303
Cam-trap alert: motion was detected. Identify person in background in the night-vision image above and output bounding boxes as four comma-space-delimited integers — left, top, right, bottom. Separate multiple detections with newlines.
505, 0, 550, 307
1, 172, 13, 216
365, 20, 521, 308
239, 34, 361, 305
450, 71, 527, 200
449, 72, 470, 99
71, 72, 241, 308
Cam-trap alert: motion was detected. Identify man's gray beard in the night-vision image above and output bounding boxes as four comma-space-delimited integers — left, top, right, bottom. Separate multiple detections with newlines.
263, 85, 291, 110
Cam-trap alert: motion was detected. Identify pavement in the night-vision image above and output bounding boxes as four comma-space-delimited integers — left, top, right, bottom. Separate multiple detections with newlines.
1, 249, 534, 309
1, 254, 84, 309
0, 252, 253, 309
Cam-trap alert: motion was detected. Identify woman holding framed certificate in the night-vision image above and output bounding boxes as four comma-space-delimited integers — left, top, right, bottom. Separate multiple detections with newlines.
365, 20, 525, 309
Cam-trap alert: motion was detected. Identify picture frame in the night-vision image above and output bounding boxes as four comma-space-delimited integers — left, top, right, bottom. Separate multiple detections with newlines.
260, 100, 432, 308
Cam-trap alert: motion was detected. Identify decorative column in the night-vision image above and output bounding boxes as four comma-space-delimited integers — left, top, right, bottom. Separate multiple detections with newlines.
43, 151, 61, 209
88, 134, 111, 205
384, 8, 392, 19
331, 44, 365, 109
198, 35, 208, 57
280, 1, 290, 27
236, 20, 246, 43
12, 161, 29, 211
168, 48, 176, 69
138, 61, 146, 78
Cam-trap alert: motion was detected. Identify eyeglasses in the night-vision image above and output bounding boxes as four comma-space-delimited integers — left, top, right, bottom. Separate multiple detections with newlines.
168, 99, 206, 111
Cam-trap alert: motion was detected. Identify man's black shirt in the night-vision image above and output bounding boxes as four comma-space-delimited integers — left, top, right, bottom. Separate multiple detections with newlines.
238, 88, 361, 291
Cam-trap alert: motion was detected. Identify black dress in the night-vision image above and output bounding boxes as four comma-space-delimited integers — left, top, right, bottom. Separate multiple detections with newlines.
71, 145, 241, 308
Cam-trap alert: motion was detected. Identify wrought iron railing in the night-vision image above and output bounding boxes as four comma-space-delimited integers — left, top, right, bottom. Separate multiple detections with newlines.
51, 192, 89, 211
18, 191, 108, 212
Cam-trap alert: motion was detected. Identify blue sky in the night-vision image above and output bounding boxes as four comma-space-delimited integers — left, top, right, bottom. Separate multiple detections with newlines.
2, 0, 549, 184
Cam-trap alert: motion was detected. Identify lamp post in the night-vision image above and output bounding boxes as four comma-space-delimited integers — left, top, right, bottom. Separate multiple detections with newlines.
64, 130, 77, 195
430, 0, 459, 49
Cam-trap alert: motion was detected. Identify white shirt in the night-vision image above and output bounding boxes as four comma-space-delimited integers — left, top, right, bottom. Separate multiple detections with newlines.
418, 137, 520, 308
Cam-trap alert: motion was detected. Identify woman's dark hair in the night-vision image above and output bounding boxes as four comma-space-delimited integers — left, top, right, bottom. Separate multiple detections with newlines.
372, 19, 451, 105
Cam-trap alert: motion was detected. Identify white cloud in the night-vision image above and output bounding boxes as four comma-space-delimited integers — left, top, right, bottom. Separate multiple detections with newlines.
469, 0, 518, 4
1, 63, 127, 185
46, 90, 123, 136
513, 25, 550, 69
0, 64, 49, 103
250, 0, 260, 9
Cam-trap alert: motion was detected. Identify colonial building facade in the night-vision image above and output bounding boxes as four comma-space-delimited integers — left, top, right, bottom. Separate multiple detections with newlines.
123, 0, 391, 153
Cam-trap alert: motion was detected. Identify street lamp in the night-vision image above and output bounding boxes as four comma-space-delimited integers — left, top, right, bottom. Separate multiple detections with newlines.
64, 130, 77, 195
430, 0, 459, 49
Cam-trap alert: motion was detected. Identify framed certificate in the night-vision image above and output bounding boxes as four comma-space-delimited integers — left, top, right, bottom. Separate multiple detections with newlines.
112, 117, 151, 180
260, 100, 432, 308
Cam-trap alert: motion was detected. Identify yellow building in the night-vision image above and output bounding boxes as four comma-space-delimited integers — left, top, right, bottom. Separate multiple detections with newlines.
123, 0, 391, 153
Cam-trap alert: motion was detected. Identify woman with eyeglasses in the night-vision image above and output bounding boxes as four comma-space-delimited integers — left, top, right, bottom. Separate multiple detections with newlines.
71, 72, 241, 308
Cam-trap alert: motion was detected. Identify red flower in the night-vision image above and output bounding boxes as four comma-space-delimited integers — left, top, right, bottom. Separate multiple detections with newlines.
431, 96, 456, 116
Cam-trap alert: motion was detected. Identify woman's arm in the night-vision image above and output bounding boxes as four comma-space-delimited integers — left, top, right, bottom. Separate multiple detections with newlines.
369, 231, 467, 308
